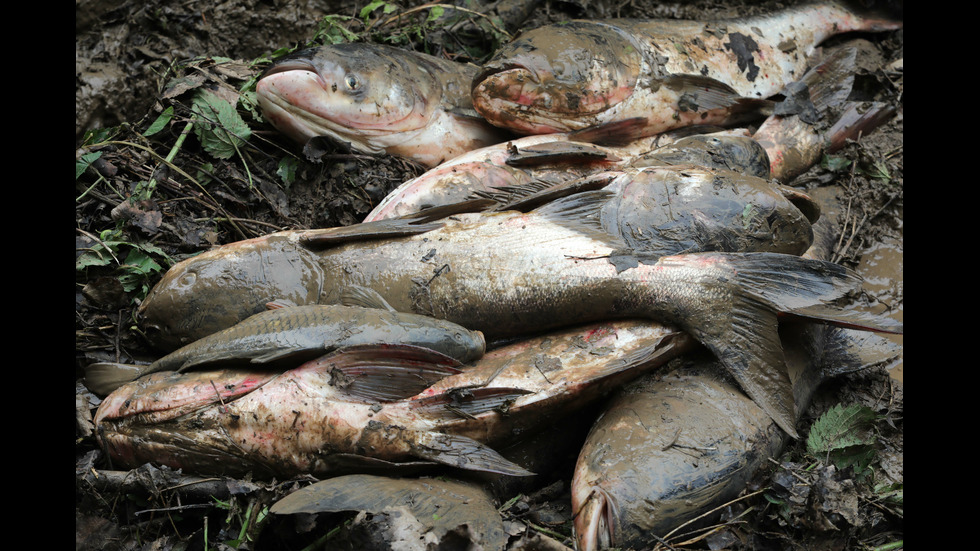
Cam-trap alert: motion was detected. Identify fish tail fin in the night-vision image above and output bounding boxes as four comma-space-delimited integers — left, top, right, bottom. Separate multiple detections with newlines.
84, 362, 156, 397
409, 431, 535, 476
660, 252, 899, 438
820, 326, 902, 379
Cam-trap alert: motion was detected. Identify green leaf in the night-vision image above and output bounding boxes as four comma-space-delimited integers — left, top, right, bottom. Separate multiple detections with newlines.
426, 5, 444, 22
191, 89, 251, 160
821, 154, 852, 173
76, 151, 103, 179
276, 157, 299, 187
807, 403, 877, 455
359, 1, 388, 21
143, 106, 174, 137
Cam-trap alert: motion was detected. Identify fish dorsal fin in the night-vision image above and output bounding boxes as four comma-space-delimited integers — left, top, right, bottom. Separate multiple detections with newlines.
409, 431, 535, 476
310, 344, 464, 402
409, 387, 533, 420
340, 285, 396, 312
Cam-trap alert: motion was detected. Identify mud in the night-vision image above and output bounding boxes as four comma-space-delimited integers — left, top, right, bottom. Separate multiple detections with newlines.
76, 1, 902, 549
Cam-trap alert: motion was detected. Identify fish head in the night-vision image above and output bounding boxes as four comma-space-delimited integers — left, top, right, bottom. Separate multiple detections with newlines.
637, 134, 773, 180
257, 44, 445, 153
602, 166, 815, 256
138, 233, 325, 351
472, 22, 644, 134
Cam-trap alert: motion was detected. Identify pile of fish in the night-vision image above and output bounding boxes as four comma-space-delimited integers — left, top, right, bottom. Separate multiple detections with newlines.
87, 2, 902, 549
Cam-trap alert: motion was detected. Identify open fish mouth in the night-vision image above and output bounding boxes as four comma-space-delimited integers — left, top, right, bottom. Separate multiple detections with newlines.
574, 486, 618, 551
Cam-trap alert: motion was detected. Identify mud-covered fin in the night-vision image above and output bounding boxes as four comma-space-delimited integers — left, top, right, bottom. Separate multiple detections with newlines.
819, 327, 902, 378
410, 431, 535, 476
506, 141, 621, 167
689, 290, 798, 438
84, 362, 155, 397
800, 47, 857, 113
825, 101, 897, 153
310, 344, 464, 402
783, 304, 904, 334
340, 285, 397, 312
487, 173, 621, 212
410, 387, 534, 420
566, 117, 651, 146
265, 299, 298, 310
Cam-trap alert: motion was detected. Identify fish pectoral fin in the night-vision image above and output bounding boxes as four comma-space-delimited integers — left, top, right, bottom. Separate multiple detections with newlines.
84, 362, 154, 397
298, 217, 447, 249
340, 285, 397, 312
410, 431, 535, 476
665, 74, 771, 112
478, 173, 620, 213
409, 387, 533, 420
265, 299, 298, 310
308, 344, 464, 402
567, 117, 651, 146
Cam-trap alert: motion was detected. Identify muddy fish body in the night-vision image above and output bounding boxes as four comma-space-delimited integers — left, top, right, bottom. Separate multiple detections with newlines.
257, 43, 508, 167
472, 2, 901, 136
137, 197, 900, 435
95, 321, 693, 479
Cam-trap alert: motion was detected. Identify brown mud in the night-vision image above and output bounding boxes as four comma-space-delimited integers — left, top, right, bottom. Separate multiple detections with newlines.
76, 1, 903, 549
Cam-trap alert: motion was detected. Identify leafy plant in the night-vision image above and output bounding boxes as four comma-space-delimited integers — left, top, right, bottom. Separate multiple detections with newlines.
76, 228, 174, 299
806, 403, 879, 475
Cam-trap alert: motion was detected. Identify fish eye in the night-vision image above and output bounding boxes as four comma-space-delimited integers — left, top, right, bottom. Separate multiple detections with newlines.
345, 75, 359, 90
178, 272, 197, 288
454, 332, 464, 342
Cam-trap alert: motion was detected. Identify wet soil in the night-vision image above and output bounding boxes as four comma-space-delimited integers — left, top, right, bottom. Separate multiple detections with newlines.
76, 1, 903, 549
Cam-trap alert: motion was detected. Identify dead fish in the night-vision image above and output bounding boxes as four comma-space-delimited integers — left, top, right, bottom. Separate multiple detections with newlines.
137, 194, 901, 435
85, 286, 486, 396
256, 43, 509, 167
471, 1, 901, 136
95, 320, 693, 478
568, 189, 897, 548
363, 122, 764, 222
570, 325, 899, 550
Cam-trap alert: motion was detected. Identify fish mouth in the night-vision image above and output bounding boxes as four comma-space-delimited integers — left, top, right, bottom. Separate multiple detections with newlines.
574, 487, 618, 551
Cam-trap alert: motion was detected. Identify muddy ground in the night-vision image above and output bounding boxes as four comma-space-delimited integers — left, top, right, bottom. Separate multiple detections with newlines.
76, 0, 903, 549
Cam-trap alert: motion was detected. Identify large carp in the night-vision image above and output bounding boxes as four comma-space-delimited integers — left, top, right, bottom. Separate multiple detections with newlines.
95, 320, 694, 478
570, 326, 898, 550
256, 43, 508, 167
136, 189, 900, 435
84, 288, 486, 396
471, 2, 901, 136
